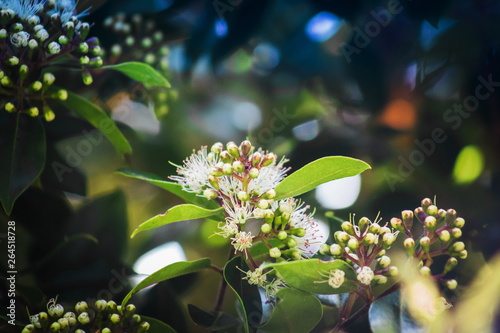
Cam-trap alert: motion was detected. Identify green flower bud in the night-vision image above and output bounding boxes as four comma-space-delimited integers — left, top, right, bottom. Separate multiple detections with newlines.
419, 236, 431, 253
111, 44, 122, 56
373, 275, 388, 285
80, 22, 90, 39
451, 227, 462, 239
77, 312, 90, 325
0, 29, 6, 39
334, 231, 350, 244
420, 266, 431, 277
387, 266, 398, 277
425, 216, 437, 231
445, 279, 458, 290
263, 209, 274, 222
48, 303, 64, 317
237, 191, 249, 201
437, 229, 451, 242
251, 152, 262, 167
57, 318, 68, 328
319, 243, 330, 255
261, 223, 271, 234
378, 255, 391, 269
208, 175, 219, 190
285, 237, 297, 248
257, 199, 269, 210
110, 313, 120, 324
89, 57, 103, 67
232, 160, 244, 173
58, 35, 69, 45
102, 328, 111, 333
421, 198, 432, 211
404, 237, 415, 257
95, 299, 108, 311
80, 55, 90, 65
341, 221, 355, 235
451, 241, 465, 252
369, 223, 381, 234
347, 237, 359, 250
82, 70, 93, 85
358, 217, 370, 233
363, 232, 376, 245
133, 314, 142, 323
414, 207, 426, 223
22, 324, 35, 333
203, 189, 217, 200
211, 142, 223, 154
75, 329, 85, 333
107, 301, 117, 312
262, 189, 276, 200
226, 141, 240, 158
220, 150, 233, 163
401, 210, 414, 229
30, 81, 43, 92
75, 301, 88, 313
261, 153, 276, 167
458, 250, 468, 259
48, 41, 61, 54
43, 73, 56, 86
28, 39, 38, 49
426, 205, 438, 216
27, 107, 39, 117
453, 217, 465, 228
277, 230, 288, 240
382, 232, 396, 248
5, 102, 16, 112
19, 64, 29, 79
1, 75, 13, 87
249, 167, 259, 178
445, 209, 457, 225
291, 228, 306, 237
39, 311, 49, 326
443, 257, 458, 275
49, 322, 61, 332
239, 140, 253, 157
330, 243, 343, 257
137, 321, 150, 333
57, 89, 68, 100
390, 218, 404, 232
437, 209, 447, 219
12, 23, 23, 32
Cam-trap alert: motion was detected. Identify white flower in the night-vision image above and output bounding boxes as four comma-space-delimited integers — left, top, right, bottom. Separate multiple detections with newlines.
223, 196, 253, 224
247, 154, 288, 196
170, 147, 218, 193
218, 175, 243, 197
243, 267, 267, 286
10, 31, 30, 47
327, 269, 345, 289
1, 0, 44, 19
48, 0, 89, 23
264, 277, 286, 299
231, 231, 253, 254
356, 266, 374, 285
214, 221, 238, 238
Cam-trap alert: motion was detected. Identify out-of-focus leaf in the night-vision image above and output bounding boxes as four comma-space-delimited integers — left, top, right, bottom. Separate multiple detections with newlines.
103, 62, 171, 87
130, 204, 224, 238
116, 168, 219, 209
260, 288, 323, 333
264, 259, 357, 294
121, 258, 211, 307
0, 113, 46, 215
452, 145, 484, 184
188, 304, 240, 330
59, 90, 132, 154
224, 256, 262, 333
141, 315, 178, 333
274, 156, 371, 200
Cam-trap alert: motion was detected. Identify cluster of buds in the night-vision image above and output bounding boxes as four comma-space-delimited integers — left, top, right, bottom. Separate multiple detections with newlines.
22, 298, 149, 333
393, 198, 467, 290
102, 12, 175, 119
319, 216, 399, 290
171, 141, 323, 294
0, 0, 102, 119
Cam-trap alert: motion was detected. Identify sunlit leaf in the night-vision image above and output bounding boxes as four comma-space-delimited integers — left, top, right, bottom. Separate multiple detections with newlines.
103, 62, 171, 87
121, 258, 211, 307
224, 256, 262, 333
59, 91, 132, 154
274, 156, 371, 200
0, 113, 46, 215
264, 259, 357, 294
131, 204, 224, 238
116, 168, 219, 209
260, 288, 322, 333
452, 145, 484, 184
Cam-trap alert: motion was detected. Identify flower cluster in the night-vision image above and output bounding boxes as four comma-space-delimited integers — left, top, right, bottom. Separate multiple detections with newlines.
0, 0, 102, 119
394, 198, 467, 290
102, 12, 176, 119
23, 298, 149, 333
319, 215, 400, 290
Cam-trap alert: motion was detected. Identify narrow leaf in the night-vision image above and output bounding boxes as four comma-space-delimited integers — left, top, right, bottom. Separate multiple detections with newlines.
131, 204, 224, 238
121, 258, 211, 307
59, 90, 132, 154
116, 168, 218, 209
224, 256, 263, 333
103, 62, 171, 87
141, 315, 177, 333
260, 288, 322, 333
264, 259, 357, 294
0, 113, 46, 215
274, 156, 371, 200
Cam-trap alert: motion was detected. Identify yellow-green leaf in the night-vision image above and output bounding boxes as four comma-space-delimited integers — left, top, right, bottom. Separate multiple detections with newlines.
103, 62, 170, 87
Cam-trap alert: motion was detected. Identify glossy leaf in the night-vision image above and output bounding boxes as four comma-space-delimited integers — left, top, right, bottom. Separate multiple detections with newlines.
274, 156, 371, 200
121, 258, 211, 307
264, 259, 357, 294
260, 288, 322, 333
141, 315, 178, 333
59, 90, 132, 154
103, 62, 171, 87
188, 304, 239, 330
224, 256, 263, 333
130, 204, 224, 238
369, 290, 426, 333
0, 113, 46, 215
116, 168, 219, 209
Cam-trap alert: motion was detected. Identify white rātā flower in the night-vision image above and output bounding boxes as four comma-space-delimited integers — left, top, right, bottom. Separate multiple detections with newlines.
231, 231, 254, 254
356, 266, 375, 285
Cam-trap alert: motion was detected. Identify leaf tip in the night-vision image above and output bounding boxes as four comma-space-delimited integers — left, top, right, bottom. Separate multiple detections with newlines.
130, 229, 139, 238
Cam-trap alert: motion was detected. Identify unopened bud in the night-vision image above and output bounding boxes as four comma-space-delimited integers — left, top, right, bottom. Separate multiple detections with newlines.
369, 223, 381, 234
427, 205, 438, 216
57, 89, 68, 100
358, 217, 370, 233
237, 191, 249, 201
402, 210, 414, 228
75, 301, 88, 313
257, 199, 269, 210
341, 221, 355, 235
262, 189, 276, 200
30, 81, 42, 92
208, 175, 219, 190
414, 207, 426, 223
222, 163, 233, 175
451, 227, 462, 239
330, 244, 343, 257
404, 237, 415, 257
363, 232, 376, 245
446, 279, 458, 290
285, 237, 297, 248
27, 107, 39, 117
239, 140, 252, 157
437, 229, 450, 242
49, 322, 61, 332
277, 230, 288, 240
382, 233, 396, 248
443, 257, 458, 275
373, 275, 388, 285
292, 228, 306, 237
7, 56, 19, 66
77, 312, 90, 325
80, 55, 89, 65
458, 250, 468, 259
220, 151, 233, 163
390, 218, 404, 232
451, 241, 465, 252
420, 236, 431, 253
347, 237, 359, 250
263, 209, 274, 222
251, 152, 262, 167
420, 266, 431, 277
421, 198, 432, 211
334, 231, 350, 244
211, 142, 223, 154
43, 73, 55, 86
425, 216, 437, 231
232, 160, 244, 173
445, 209, 457, 225
249, 167, 259, 178
387, 266, 398, 277
5, 102, 16, 112
203, 189, 217, 200
378, 255, 391, 269
82, 70, 93, 85
226, 141, 240, 158
48, 41, 61, 54
453, 217, 465, 228
261, 153, 276, 167
110, 313, 120, 324
261, 223, 271, 234
269, 247, 281, 258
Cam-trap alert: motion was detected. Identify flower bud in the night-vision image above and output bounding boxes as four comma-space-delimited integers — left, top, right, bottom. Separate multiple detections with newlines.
102, 328, 111, 333
378, 255, 391, 269
421, 198, 432, 211
49, 322, 61, 332
80, 22, 90, 39
22, 324, 35, 333
138, 321, 150, 333
80, 55, 90, 65
362, 232, 376, 245
253, 208, 264, 219
5, 102, 16, 112
232, 160, 244, 173
57, 318, 68, 328
424, 216, 437, 231
369, 223, 381, 234
77, 312, 90, 325
30, 81, 43, 92
373, 275, 388, 285
1, 75, 13, 87
330, 243, 343, 257
203, 189, 217, 200
56, 89, 68, 100
277, 230, 288, 240
262, 189, 276, 200
227, 141, 240, 158
48, 303, 64, 317
211, 142, 223, 154
6, 56, 19, 66
237, 191, 249, 201
110, 313, 120, 324
58, 35, 69, 45
48, 41, 61, 54
451, 227, 462, 239
261, 153, 276, 167
458, 250, 468, 259
263, 209, 274, 222
358, 217, 370, 234
390, 218, 404, 232
89, 57, 103, 67
292, 228, 306, 237
377, 249, 386, 257
443, 257, 458, 275
420, 266, 431, 276
445, 209, 457, 225
257, 199, 270, 210
427, 205, 438, 216
404, 237, 415, 257
419, 236, 431, 253
220, 151, 233, 163
382, 233, 396, 248
380, 226, 391, 235
387, 266, 399, 277
75, 301, 88, 313
82, 70, 93, 85
414, 207, 426, 223
285, 237, 297, 248
43, 73, 55, 86
251, 152, 262, 167
319, 243, 330, 255
347, 237, 359, 250
249, 167, 259, 178
341, 221, 355, 235
27, 107, 39, 117
0, 29, 5, 39
445, 279, 458, 290
208, 175, 219, 189
19, 64, 29, 79
334, 231, 350, 244
437, 209, 447, 219
239, 140, 252, 157
453, 217, 465, 228
95, 299, 108, 311
261, 223, 271, 234
269, 247, 281, 258
437, 229, 450, 242
451, 241, 465, 252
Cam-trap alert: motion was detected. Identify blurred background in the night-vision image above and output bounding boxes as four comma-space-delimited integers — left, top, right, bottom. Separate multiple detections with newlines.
2, 0, 500, 331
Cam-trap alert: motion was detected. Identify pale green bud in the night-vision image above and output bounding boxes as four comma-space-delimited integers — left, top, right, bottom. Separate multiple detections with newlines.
239, 140, 252, 156
347, 237, 359, 250
419, 236, 431, 253
438, 230, 450, 242
237, 191, 249, 201
261, 223, 271, 233
446, 279, 458, 290
341, 221, 355, 235
443, 257, 458, 275
453, 217, 465, 228
261, 153, 276, 167
211, 142, 223, 154
330, 244, 343, 257
226, 141, 240, 158
451, 227, 462, 239
262, 189, 276, 200
404, 237, 415, 257
77, 312, 90, 325
249, 167, 259, 178
277, 230, 287, 240
232, 160, 244, 173
424, 216, 437, 230
420, 266, 431, 277
378, 255, 391, 269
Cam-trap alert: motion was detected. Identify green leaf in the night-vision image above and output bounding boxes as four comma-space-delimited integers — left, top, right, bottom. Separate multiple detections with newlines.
260, 288, 323, 333
59, 90, 132, 154
188, 304, 239, 330
141, 315, 178, 333
116, 168, 219, 209
121, 258, 211, 307
224, 256, 263, 333
131, 204, 224, 238
264, 259, 357, 294
0, 113, 46, 215
274, 156, 371, 200
103, 62, 171, 87
369, 290, 426, 333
